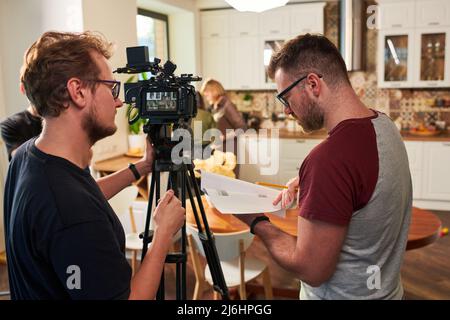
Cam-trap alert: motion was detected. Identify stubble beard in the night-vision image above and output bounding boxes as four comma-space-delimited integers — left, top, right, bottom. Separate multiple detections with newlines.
298, 100, 325, 133
82, 104, 117, 144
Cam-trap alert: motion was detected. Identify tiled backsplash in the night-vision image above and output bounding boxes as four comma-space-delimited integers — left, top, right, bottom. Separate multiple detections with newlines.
228, 1, 450, 131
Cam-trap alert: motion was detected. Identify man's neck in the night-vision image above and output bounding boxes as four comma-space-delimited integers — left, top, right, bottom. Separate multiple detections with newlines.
322, 87, 375, 133
35, 119, 93, 169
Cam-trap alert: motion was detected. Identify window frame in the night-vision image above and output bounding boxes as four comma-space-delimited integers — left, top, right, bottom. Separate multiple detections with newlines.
137, 8, 170, 60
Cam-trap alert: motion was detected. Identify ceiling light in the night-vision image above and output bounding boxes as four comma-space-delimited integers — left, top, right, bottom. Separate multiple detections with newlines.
224, 0, 289, 13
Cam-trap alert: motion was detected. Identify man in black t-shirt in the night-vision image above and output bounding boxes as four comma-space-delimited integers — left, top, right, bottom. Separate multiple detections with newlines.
1, 105, 42, 160
4, 31, 186, 300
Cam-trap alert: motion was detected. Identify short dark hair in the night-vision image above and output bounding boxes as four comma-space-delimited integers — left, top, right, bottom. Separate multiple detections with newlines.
268, 34, 350, 88
21, 31, 113, 117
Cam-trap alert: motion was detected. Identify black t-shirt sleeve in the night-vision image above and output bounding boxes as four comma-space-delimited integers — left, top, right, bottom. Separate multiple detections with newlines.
1, 117, 24, 159
49, 220, 132, 300
0, 112, 42, 160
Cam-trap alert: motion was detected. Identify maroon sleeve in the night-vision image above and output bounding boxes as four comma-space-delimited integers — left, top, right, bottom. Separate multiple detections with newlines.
297, 120, 379, 226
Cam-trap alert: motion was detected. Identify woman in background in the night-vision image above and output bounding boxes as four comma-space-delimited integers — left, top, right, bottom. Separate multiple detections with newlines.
193, 91, 216, 140
200, 79, 247, 176
200, 79, 246, 143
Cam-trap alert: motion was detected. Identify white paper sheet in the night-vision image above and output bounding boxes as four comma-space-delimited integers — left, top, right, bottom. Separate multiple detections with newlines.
200, 171, 285, 216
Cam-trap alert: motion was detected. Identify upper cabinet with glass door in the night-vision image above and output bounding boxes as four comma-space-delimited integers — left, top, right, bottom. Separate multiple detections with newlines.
414, 29, 450, 87
377, 0, 450, 88
378, 30, 415, 88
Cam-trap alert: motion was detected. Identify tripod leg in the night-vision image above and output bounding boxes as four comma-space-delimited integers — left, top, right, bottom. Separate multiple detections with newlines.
141, 169, 156, 260
184, 167, 230, 300
180, 170, 187, 300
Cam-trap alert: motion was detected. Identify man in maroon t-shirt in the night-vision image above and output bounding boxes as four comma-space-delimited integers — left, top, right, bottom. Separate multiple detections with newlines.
235, 34, 412, 299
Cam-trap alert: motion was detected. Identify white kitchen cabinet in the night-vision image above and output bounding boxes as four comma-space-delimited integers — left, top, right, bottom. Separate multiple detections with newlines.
201, 37, 230, 88
378, 0, 415, 29
377, 0, 450, 88
230, 12, 259, 37
200, 11, 230, 38
239, 137, 322, 185
404, 141, 424, 199
377, 29, 415, 88
259, 6, 290, 37
229, 36, 260, 90
279, 139, 321, 184
415, 0, 450, 28
289, 2, 326, 36
200, 3, 325, 90
422, 141, 450, 201
413, 27, 450, 88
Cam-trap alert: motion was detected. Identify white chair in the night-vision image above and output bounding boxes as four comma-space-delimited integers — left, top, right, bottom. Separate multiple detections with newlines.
187, 225, 273, 300
108, 186, 141, 275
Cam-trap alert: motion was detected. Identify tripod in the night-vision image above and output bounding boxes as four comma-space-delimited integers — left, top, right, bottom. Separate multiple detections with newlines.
139, 125, 229, 300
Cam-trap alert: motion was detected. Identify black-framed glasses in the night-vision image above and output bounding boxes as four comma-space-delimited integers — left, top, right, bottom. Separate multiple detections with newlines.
87, 79, 121, 100
276, 73, 323, 108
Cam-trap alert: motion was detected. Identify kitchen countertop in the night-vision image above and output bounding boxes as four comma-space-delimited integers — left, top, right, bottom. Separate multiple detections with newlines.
251, 128, 450, 142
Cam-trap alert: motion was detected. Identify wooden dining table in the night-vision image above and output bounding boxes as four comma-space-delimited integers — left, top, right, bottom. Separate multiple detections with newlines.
186, 196, 442, 298
186, 196, 442, 251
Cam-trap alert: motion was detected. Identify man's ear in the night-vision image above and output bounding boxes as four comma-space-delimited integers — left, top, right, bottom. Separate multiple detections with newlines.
306, 73, 321, 98
66, 78, 89, 109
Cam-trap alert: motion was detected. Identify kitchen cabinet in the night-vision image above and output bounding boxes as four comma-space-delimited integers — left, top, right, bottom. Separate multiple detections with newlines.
278, 139, 321, 184
240, 138, 450, 211
404, 141, 424, 199
200, 2, 325, 90
378, 0, 415, 29
415, 0, 450, 28
229, 36, 260, 90
413, 27, 450, 87
378, 29, 415, 88
422, 141, 450, 201
404, 140, 450, 210
200, 11, 230, 38
230, 11, 259, 37
259, 6, 290, 37
201, 37, 230, 88
377, 0, 450, 88
289, 2, 326, 36
239, 137, 322, 185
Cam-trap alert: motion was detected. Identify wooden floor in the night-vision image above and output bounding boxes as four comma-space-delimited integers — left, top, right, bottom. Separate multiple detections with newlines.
1, 210, 449, 300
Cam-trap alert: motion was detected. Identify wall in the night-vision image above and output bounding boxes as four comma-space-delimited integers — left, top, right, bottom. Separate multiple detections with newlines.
138, 0, 200, 76
0, 0, 83, 118
0, 0, 84, 252
168, 12, 198, 75
0, 53, 5, 251
0, 0, 140, 247
82, 0, 139, 162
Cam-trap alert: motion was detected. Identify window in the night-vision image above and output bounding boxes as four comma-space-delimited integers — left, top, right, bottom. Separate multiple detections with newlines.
137, 9, 169, 63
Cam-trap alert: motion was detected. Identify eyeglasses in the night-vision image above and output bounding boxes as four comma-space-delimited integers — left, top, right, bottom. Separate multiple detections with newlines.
87, 79, 121, 100
276, 73, 323, 108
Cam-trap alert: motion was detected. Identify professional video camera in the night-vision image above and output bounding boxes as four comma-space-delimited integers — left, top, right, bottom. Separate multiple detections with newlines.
114, 46, 201, 127
114, 46, 202, 162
